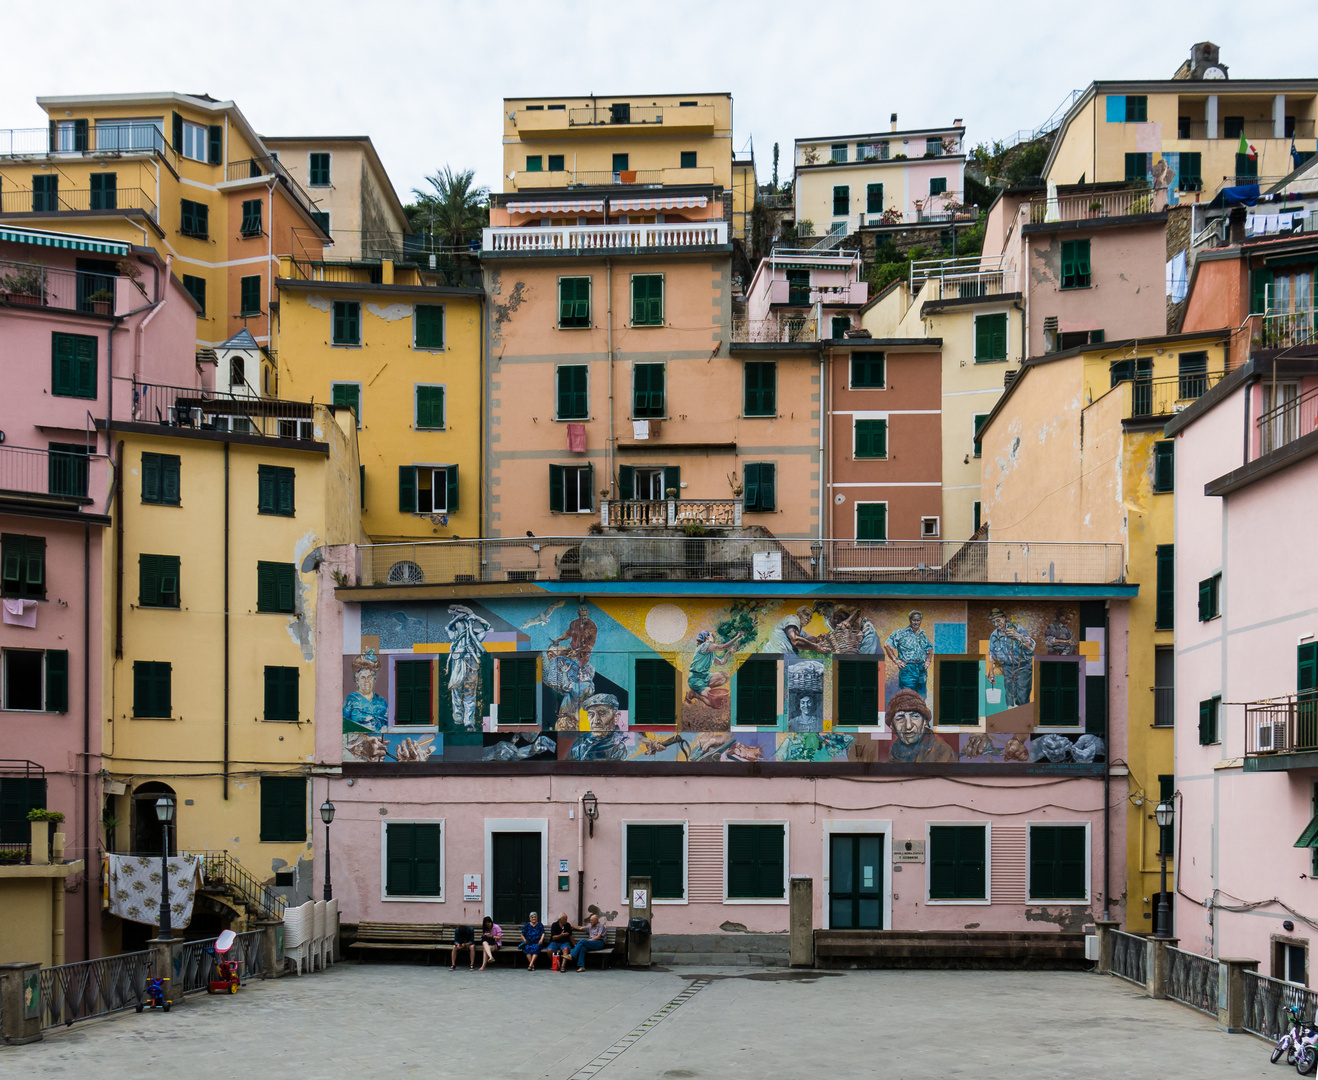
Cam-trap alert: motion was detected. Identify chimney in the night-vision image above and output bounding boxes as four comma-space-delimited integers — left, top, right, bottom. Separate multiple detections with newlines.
890, 112, 898, 133
953, 118, 963, 128
1228, 205, 1247, 245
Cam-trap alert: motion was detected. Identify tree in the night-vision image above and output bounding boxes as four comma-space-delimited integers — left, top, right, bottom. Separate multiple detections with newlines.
408, 167, 489, 251
772, 143, 779, 191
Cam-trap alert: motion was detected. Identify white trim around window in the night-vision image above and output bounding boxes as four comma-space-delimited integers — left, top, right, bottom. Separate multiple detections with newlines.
413, 382, 447, 430
820, 819, 892, 930
853, 500, 888, 543
379, 818, 446, 903
1025, 820, 1092, 903
619, 820, 689, 906
482, 818, 549, 921
723, 819, 790, 905
924, 820, 992, 905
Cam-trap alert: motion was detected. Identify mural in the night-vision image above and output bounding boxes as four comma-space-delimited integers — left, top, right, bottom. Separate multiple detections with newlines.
343, 598, 1105, 770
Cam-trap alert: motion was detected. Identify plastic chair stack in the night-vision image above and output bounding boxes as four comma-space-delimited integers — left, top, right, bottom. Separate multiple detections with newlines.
311, 900, 328, 972
326, 898, 340, 964
281, 899, 314, 975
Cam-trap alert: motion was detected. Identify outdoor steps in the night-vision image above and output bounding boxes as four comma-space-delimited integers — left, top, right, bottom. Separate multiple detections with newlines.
650, 932, 790, 966
814, 930, 1087, 969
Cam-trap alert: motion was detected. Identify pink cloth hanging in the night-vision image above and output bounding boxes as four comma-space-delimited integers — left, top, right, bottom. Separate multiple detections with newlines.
2, 599, 37, 628
567, 423, 587, 453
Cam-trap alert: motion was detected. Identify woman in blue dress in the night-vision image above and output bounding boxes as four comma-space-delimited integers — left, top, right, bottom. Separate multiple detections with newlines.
343, 649, 389, 732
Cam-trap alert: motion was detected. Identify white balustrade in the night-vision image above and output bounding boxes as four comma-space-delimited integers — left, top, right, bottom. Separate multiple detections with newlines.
484, 221, 728, 254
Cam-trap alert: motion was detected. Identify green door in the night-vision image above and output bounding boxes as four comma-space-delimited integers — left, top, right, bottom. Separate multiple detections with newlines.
1299, 643, 1318, 750
829, 834, 884, 929
492, 832, 542, 926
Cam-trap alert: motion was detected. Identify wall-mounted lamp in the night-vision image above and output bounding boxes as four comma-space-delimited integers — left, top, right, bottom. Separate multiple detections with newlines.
582, 790, 599, 837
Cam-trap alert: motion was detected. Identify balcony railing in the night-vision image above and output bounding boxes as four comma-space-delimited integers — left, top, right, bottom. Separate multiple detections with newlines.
861, 205, 979, 228
1152, 686, 1175, 727
1245, 694, 1318, 756
0, 444, 99, 504
357, 538, 1126, 588
731, 315, 821, 343
1257, 384, 1318, 457
1118, 372, 1225, 419
1253, 309, 1318, 350
224, 155, 323, 224
128, 382, 319, 441
483, 220, 729, 254
0, 123, 171, 161
601, 499, 743, 529
0, 259, 140, 316
1029, 187, 1159, 224
567, 105, 665, 127
0, 187, 158, 221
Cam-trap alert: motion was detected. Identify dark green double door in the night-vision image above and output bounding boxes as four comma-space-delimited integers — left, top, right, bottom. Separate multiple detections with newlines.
830, 834, 884, 929
492, 832, 542, 926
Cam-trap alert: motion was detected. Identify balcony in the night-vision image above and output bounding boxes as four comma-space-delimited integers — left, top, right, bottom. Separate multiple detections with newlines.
0, 445, 103, 507
731, 315, 821, 344
224, 156, 322, 224
510, 166, 716, 190
1117, 372, 1225, 421
910, 255, 1016, 300
860, 205, 979, 228
0, 123, 173, 164
126, 382, 320, 441
1244, 695, 1318, 768
763, 278, 868, 308
601, 498, 743, 529
1029, 187, 1160, 225
514, 103, 716, 136
1257, 383, 1318, 458
1252, 310, 1318, 351
0, 259, 136, 316
280, 256, 482, 290
482, 220, 729, 256
0, 186, 157, 222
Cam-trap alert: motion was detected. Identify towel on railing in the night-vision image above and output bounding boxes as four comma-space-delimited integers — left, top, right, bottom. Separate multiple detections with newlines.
2, 598, 36, 628
107, 853, 205, 927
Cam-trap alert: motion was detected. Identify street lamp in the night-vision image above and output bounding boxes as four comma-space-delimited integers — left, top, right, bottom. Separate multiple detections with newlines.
155, 796, 176, 941
1154, 799, 1174, 939
582, 790, 598, 838
320, 800, 335, 901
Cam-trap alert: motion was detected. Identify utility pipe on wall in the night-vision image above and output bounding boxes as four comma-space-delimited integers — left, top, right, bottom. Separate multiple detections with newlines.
223, 441, 230, 800
606, 258, 614, 497
577, 792, 586, 925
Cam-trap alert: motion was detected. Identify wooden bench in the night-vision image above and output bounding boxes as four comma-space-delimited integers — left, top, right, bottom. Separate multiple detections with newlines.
347, 922, 621, 968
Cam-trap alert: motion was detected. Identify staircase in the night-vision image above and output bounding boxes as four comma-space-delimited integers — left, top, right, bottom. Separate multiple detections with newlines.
190, 850, 287, 926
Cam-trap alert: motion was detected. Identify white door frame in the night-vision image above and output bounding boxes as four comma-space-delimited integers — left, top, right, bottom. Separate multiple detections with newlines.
483, 818, 549, 922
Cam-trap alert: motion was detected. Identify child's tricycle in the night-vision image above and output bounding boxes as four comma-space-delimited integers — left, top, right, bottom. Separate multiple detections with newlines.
206, 929, 243, 995
136, 963, 170, 1012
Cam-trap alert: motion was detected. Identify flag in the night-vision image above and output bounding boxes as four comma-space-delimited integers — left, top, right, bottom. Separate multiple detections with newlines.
1249, 143, 1258, 160
1238, 133, 1249, 156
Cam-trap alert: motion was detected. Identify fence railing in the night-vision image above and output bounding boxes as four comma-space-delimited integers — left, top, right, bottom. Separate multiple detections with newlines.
567, 105, 665, 127
1165, 946, 1219, 1015
0, 123, 171, 160
0, 186, 158, 221
1110, 930, 1148, 986
174, 937, 220, 994
1029, 187, 1158, 225
127, 382, 319, 442
910, 254, 1007, 290
731, 315, 821, 343
191, 850, 287, 921
0, 840, 30, 864
1244, 970, 1318, 1039
0, 259, 140, 316
1244, 694, 1318, 756
0, 444, 98, 503
233, 929, 267, 978
1252, 310, 1317, 351
224, 155, 323, 223
1117, 372, 1224, 419
601, 498, 743, 529
484, 221, 729, 254
38, 950, 152, 1029
1257, 384, 1318, 458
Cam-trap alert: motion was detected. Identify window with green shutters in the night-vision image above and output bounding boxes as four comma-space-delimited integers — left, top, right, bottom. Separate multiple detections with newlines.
929, 176, 948, 196
854, 419, 887, 459
1235, 153, 1258, 181
832, 185, 849, 215
556, 365, 588, 419
44, 649, 68, 712
850, 353, 885, 387
1124, 152, 1149, 184
856, 502, 886, 541
633, 363, 665, 418
138, 554, 180, 608
308, 153, 331, 186
1038, 661, 1080, 725
32, 174, 58, 212
393, 659, 433, 724
259, 776, 306, 842
742, 462, 776, 512
1250, 268, 1274, 314
182, 274, 206, 315
785, 268, 809, 304
239, 274, 261, 316
525, 155, 543, 172
332, 301, 361, 345
634, 658, 677, 725
415, 385, 445, 430
180, 198, 208, 239
311, 211, 330, 233
257, 464, 295, 516
1198, 697, 1220, 745
2, 534, 46, 601
680, 151, 697, 169
90, 171, 117, 210
51, 332, 97, 399
627, 824, 684, 899
559, 277, 591, 328
331, 382, 361, 425
744, 362, 776, 416
928, 825, 986, 900
1153, 441, 1174, 492
1155, 544, 1174, 629
256, 561, 297, 614
385, 822, 442, 897
973, 313, 1007, 362
973, 413, 990, 458
414, 304, 444, 349
836, 658, 880, 725
0, 650, 66, 713
498, 656, 538, 724
240, 199, 262, 237
1060, 240, 1091, 289
1029, 825, 1086, 900
735, 655, 778, 726
0, 776, 48, 840
47, 442, 89, 497
1198, 573, 1221, 621
938, 660, 980, 725
132, 661, 172, 718
1124, 96, 1148, 122
263, 666, 299, 722
866, 183, 884, 213
548, 463, 592, 514
548, 154, 564, 172
727, 823, 785, 900
141, 452, 181, 505
831, 315, 852, 339
632, 275, 663, 326
1179, 152, 1203, 191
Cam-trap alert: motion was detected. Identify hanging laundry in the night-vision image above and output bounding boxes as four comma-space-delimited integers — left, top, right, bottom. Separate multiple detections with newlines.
566, 423, 586, 453
632, 420, 650, 440
2, 598, 36, 628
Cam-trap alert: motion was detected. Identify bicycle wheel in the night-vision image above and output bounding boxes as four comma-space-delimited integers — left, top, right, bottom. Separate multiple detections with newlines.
1275, 1038, 1289, 1064
1295, 1045, 1315, 1075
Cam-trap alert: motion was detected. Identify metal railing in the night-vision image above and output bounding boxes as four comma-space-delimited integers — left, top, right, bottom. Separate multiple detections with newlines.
357, 537, 1127, 588
1257, 384, 1318, 457
39, 950, 152, 1029
601, 498, 743, 529
861, 206, 979, 228
1110, 929, 1148, 986
191, 850, 287, 921
1118, 372, 1224, 419
0, 123, 170, 160
1029, 187, 1158, 224
1166, 946, 1219, 1015
1152, 686, 1175, 727
234, 929, 267, 978
127, 382, 318, 442
567, 105, 665, 127
1244, 970, 1318, 1038
0, 259, 139, 316
1254, 311, 1318, 351
910, 254, 1004, 289
484, 221, 729, 254
0, 186, 158, 221
1244, 695, 1318, 756
731, 315, 820, 343
0, 840, 31, 864
0, 444, 97, 502
224, 155, 323, 223
175, 937, 220, 994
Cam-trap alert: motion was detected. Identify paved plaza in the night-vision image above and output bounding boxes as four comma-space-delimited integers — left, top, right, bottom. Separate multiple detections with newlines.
0, 963, 1277, 1079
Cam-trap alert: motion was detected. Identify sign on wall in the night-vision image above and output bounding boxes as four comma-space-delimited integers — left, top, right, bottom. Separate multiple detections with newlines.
463, 874, 482, 901
893, 840, 926, 864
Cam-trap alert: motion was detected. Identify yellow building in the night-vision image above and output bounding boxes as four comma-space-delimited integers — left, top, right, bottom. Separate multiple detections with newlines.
731, 151, 756, 242
273, 256, 485, 542
976, 329, 1230, 931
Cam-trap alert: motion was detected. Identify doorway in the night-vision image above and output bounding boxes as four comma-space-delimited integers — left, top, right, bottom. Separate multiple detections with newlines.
492, 832, 542, 926
131, 782, 176, 855
829, 833, 884, 929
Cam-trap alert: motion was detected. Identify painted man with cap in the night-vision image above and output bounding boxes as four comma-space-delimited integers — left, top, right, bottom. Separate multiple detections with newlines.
883, 611, 934, 696
988, 607, 1036, 708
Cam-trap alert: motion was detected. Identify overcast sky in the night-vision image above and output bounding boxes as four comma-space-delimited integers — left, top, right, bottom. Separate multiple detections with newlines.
5, 1, 1314, 202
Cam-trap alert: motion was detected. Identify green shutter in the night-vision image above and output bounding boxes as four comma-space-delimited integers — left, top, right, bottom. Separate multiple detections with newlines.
240, 275, 260, 314
929, 825, 986, 900
632, 275, 663, 326
385, 822, 415, 895
277, 563, 295, 613
399, 466, 416, 512
745, 463, 775, 511
938, 660, 980, 725
52, 333, 97, 399
445, 465, 459, 513
1075, 241, 1091, 282
257, 562, 295, 614
837, 660, 878, 724
1153, 441, 1174, 492
139, 553, 160, 606
617, 464, 634, 500
633, 364, 664, 417
415, 304, 444, 349
974, 314, 1006, 361
1039, 662, 1080, 725
727, 824, 784, 899
276, 469, 295, 516
208, 124, 222, 164
736, 655, 778, 726
548, 464, 565, 513
260, 777, 306, 842
856, 503, 886, 541
172, 112, 183, 152
133, 661, 171, 719
1198, 699, 1215, 745
627, 824, 684, 900
1030, 825, 1086, 900
416, 385, 445, 429
1155, 544, 1175, 629
413, 823, 441, 895
499, 657, 538, 724
744, 362, 776, 416
742, 463, 759, 510
1250, 269, 1274, 314
635, 658, 676, 724
258, 465, 276, 514
1061, 241, 1076, 286
855, 419, 886, 458
45, 649, 68, 713
866, 183, 883, 213
851, 353, 885, 387
557, 365, 588, 419
1198, 578, 1212, 621
663, 465, 681, 499
264, 667, 299, 722
559, 278, 590, 327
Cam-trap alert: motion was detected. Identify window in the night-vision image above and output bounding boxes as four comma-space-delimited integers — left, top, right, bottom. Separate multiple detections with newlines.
548, 154, 564, 172
831, 316, 852, 339
973, 501, 982, 533
1155, 544, 1174, 630
258, 465, 295, 516
331, 382, 361, 424
138, 554, 180, 609
394, 660, 433, 725
559, 277, 591, 328
30, 175, 61, 215
51, 332, 97, 399
525, 155, 543, 172
240, 198, 262, 237
1153, 441, 1174, 493
498, 656, 538, 724
48, 442, 88, 498
179, 198, 208, 239
680, 151, 697, 169
556, 365, 588, 419
414, 304, 444, 349
548, 464, 593, 514
263, 666, 299, 722
399, 465, 458, 514
836, 658, 880, 725
727, 823, 785, 899
1178, 352, 1208, 399
832, 185, 849, 216
744, 362, 776, 417
973, 413, 990, 458
256, 561, 297, 614
178, 119, 209, 162
1236, 153, 1258, 181
856, 502, 886, 541
830, 144, 848, 164
633, 363, 665, 418
938, 660, 980, 725
1038, 662, 1080, 725
926, 138, 943, 156
612, 153, 629, 173
928, 825, 987, 900
921, 517, 939, 538
850, 353, 885, 388
735, 655, 778, 726
259, 776, 306, 841
2, 649, 66, 712
1029, 825, 1086, 900
742, 462, 776, 513
1125, 96, 1148, 122
182, 274, 206, 315
0, 775, 48, 841
90, 172, 117, 210
308, 153, 330, 186
1124, 153, 1149, 184
240, 275, 261, 316
785, 267, 810, 304
627, 824, 684, 900
384, 821, 442, 898
634, 658, 677, 725
132, 661, 172, 718
1277, 942, 1308, 988
1198, 697, 1220, 746
1157, 775, 1175, 856
610, 103, 631, 124
1060, 240, 1091, 289
866, 183, 883, 214
332, 301, 360, 345
1179, 153, 1203, 192
1, 534, 45, 601
1223, 116, 1244, 140
974, 313, 1007, 361
415, 385, 445, 430
851, 416, 887, 458
1198, 573, 1221, 622
632, 275, 663, 326
311, 211, 330, 233
929, 176, 948, 196
141, 452, 181, 505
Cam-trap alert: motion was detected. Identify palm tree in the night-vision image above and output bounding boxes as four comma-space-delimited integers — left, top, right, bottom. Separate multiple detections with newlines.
410, 167, 489, 252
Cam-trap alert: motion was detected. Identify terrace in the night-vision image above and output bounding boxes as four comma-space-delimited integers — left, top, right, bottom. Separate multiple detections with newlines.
0, 258, 141, 316
120, 382, 323, 442
910, 254, 1016, 300
482, 220, 729, 256
1244, 694, 1318, 768
1028, 186, 1162, 226
0, 186, 158, 222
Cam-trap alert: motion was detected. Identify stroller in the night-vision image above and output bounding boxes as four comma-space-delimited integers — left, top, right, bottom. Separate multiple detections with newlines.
206, 929, 244, 994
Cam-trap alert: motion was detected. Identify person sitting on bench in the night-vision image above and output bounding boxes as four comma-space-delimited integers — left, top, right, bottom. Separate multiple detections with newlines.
546, 913, 574, 969
568, 913, 608, 972
519, 912, 546, 971
478, 916, 502, 971
450, 924, 475, 970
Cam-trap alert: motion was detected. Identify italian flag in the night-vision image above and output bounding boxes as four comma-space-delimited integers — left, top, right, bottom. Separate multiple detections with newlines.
1238, 133, 1258, 159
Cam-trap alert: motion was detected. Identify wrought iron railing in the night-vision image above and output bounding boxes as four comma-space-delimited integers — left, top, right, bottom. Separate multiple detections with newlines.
1118, 372, 1224, 419
0, 259, 140, 316
1257, 384, 1318, 456
126, 381, 319, 442
1244, 970, 1318, 1038
0, 840, 30, 864
1165, 946, 1219, 1015
1110, 929, 1148, 986
39, 949, 152, 1028
1245, 694, 1318, 756
175, 937, 220, 994
190, 850, 287, 921
224, 155, 323, 223
0, 123, 172, 160
1254, 310, 1317, 351
0, 186, 158, 220
0, 444, 98, 503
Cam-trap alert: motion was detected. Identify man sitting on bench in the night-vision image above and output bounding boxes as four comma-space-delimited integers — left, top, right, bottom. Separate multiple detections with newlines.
568, 913, 608, 972
450, 924, 475, 970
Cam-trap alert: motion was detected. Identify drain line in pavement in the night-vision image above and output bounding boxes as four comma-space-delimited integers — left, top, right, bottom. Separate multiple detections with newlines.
564, 978, 711, 1079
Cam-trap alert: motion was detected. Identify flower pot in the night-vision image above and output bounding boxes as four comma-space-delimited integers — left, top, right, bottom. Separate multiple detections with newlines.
4, 292, 42, 307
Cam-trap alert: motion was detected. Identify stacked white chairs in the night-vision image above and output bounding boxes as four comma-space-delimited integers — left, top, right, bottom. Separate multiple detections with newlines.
312, 900, 328, 972
326, 898, 340, 964
281, 899, 314, 975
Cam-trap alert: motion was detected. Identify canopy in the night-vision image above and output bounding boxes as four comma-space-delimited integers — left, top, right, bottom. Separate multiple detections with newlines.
506, 198, 605, 215
0, 226, 130, 256
609, 195, 708, 212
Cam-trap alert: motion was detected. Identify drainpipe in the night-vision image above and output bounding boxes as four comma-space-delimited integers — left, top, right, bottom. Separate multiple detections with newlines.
1102, 598, 1111, 921
114, 440, 124, 659
83, 519, 91, 959
134, 254, 171, 382
819, 346, 827, 541
478, 292, 485, 537
1022, 226, 1030, 359
577, 792, 586, 925
606, 258, 614, 498
223, 441, 230, 800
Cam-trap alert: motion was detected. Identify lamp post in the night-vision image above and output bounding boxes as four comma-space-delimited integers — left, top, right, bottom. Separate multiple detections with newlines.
320, 799, 335, 902
155, 796, 176, 940
1154, 799, 1174, 939
582, 790, 598, 838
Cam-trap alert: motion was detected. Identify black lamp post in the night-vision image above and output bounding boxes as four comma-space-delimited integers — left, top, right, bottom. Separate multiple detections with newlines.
320, 799, 335, 901
582, 790, 598, 838
155, 795, 176, 940
1154, 799, 1174, 939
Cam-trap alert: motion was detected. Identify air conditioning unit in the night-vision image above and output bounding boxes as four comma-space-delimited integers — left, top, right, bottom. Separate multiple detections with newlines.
1256, 719, 1287, 752
1084, 935, 1100, 961
386, 560, 424, 585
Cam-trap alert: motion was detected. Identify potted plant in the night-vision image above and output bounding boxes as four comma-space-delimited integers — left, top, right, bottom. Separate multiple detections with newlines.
28, 808, 65, 848
86, 288, 114, 315
1088, 199, 1103, 217
1, 264, 47, 306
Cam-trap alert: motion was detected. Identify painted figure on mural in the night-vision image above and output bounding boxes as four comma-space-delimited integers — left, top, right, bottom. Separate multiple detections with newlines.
885, 689, 956, 763
546, 605, 599, 729
567, 694, 629, 760
685, 629, 746, 708
446, 605, 492, 731
343, 648, 389, 732
816, 602, 879, 655
1044, 611, 1076, 655
988, 608, 1036, 707
767, 606, 828, 655
883, 611, 934, 696
778, 731, 854, 762
786, 659, 824, 733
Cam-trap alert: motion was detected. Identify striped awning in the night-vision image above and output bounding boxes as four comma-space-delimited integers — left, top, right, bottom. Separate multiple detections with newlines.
0, 226, 130, 256
609, 195, 708, 212
506, 198, 605, 215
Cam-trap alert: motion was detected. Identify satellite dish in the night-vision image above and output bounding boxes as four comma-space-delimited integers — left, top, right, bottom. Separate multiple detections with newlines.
507, 171, 516, 180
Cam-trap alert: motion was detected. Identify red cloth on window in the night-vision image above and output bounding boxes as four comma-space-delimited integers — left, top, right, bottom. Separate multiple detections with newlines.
567, 423, 586, 453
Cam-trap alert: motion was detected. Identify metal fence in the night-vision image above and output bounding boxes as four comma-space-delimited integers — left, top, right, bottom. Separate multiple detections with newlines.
1257, 383, 1318, 457
191, 850, 287, 921
129, 382, 319, 442
38, 950, 152, 1029
233, 930, 267, 978
1244, 970, 1318, 1039
0, 444, 96, 501
175, 937, 221, 994
1165, 946, 1219, 1016
0, 186, 158, 220
1111, 930, 1148, 986
1244, 694, 1318, 756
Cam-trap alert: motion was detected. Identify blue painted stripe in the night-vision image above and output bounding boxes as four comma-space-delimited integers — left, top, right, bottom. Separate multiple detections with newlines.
528, 581, 1138, 599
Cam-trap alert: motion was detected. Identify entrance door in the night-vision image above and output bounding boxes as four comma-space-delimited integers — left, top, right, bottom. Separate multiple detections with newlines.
829, 833, 884, 929
492, 832, 541, 926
